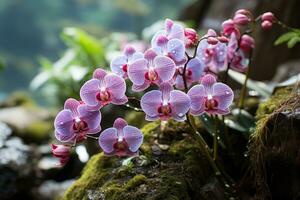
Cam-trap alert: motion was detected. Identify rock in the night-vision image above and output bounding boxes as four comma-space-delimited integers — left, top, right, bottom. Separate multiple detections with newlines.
0, 122, 38, 200
0, 106, 52, 143
250, 86, 300, 199
38, 179, 75, 200
61, 120, 233, 200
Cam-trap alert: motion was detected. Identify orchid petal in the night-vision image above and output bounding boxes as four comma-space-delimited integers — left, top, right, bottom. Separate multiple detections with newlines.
123, 126, 143, 152
78, 105, 101, 131
113, 118, 128, 130
169, 90, 191, 119
105, 74, 126, 99
64, 98, 80, 117
93, 68, 107, 80
212, 83, 234, 110
132, 82, 150, 92
54, 110, 75, 142
110, 55, 127, 76
154, 56, 176, 82
128, 58, 148, 85
187, 85, 206, 116
99, 128, 118, 154
80, 79, 100, 107
167, 39, 185, 63
140, 90, 162, 119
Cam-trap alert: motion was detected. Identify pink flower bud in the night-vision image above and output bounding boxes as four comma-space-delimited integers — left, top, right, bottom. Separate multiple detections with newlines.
124, 45, 135, 56
239, 35, 255, 52
235, 9, 252, 18
261, 20, 273, 30
52, 144, 71, 167
217, 36, 229, 43
207, 37, 219, 45
262, 12, 276, 22
206, 29, 217, 37
222, 19, 240, 37
184, 28, 198, 47
233, 14, 250, 26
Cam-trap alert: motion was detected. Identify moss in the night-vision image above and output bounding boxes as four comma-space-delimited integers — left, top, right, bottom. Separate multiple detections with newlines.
125, 174, 147, 190
22, 121, 52, 143
124, 111, 147, 128
250, 86, 300, 199
62, 120, 219, 200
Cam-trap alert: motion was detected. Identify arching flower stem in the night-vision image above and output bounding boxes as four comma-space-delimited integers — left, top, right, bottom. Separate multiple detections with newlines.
213, 114, 219, 161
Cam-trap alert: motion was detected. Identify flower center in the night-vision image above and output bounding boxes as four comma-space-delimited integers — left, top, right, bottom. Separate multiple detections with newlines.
73, 120, 88, 133
122, 64, 128, 72
205, 48, 215, 58
113, 138, 129, 152
145, 70, 158, 81
96, 90, 111, 102
158, 104, 172, 116
205, 98, 219, 110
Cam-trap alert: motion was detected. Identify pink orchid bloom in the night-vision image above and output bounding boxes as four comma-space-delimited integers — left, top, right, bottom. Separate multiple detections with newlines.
128, 49, 176, 92
80, 69, 128, 109
51, 144, 71, 167
99, 118, 143, 157
141, 82, 191, 121
151, 19, 186, 65
54, 98, 101, 143
110, 45, 143, 79
227, 33, 249, 72
174, 57, 204, 89
188, 74, 234, 115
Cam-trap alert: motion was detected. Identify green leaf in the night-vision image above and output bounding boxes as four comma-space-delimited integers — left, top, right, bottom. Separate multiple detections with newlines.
275, 32, 298, 46
287, 36, 300, 48
228, 69, 272, 98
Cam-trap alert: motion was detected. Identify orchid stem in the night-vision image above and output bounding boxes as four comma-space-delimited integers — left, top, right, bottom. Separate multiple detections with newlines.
86, 135, 99, 140
213, 115, 218, 161
238, 50, 253, 111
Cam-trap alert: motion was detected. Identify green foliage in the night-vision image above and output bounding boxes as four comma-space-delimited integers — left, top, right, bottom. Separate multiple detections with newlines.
30, 28, 107, 105
275, 29, 300, 48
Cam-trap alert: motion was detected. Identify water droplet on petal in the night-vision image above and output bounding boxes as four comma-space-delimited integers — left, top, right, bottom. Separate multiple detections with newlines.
178, 113, 184, 117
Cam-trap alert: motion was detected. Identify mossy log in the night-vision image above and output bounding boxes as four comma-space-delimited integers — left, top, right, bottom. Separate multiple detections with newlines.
250, 86, 300, 199
62, 120, 230, 200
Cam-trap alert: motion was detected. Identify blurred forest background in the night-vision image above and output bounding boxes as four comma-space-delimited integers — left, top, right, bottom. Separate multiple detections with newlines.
0, 0, 192, 104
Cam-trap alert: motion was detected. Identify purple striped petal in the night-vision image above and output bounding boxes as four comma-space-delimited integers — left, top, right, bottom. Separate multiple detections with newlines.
187, 85, 206, 116
78, 105, 101, 131
175, 75, 185, 89
187, 58, 204, 81
141, 90, 162, 119
129, 52, 144, 63
168, 23, 185, 41
167, 39, 185, 63
64, 98, 80, 117
80, 79, 100, 107
110, 55, 127, 77
113, 118, 128, 130
212, 83, 234, 110
105, 74, 126, 99
154, 56, 176, 82
200, 74, 216, 95
132, 82, 150, 92
88, 125, 101, 134
144, 49, 157, 61
54, 110, 75, 142
123, 126, 143, 152
111, 95, 128, 105
93, 68, 107, 80
99, 128, 118, 154
169, 90, 191, 121
159, 82, 172, 102
128, 58, 148, 85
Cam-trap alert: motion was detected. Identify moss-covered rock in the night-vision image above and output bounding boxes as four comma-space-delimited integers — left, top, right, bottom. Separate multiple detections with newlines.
62, 120, 229, 200
250, 86, 300, 199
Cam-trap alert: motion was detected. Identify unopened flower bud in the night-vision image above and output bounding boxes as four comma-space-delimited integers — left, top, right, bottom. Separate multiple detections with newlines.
235, 9, 252, 18
207, 37, 219, 45
184, 28, 198, 47
261, 20, 273, 30
52, 144, 71, 167
217, 36, 229, 43
239, 35, 255, 52
262, 12, 276, 22
233, 14, 250, 26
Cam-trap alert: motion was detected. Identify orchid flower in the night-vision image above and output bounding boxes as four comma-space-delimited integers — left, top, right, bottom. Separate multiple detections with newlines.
227, 33, 249, 72
54, 98, 101, 143
151, 19, 186, 65
99, 118, 143, 157
196, 30, 228, 74
187, 74, 234, 115
128, 49, 176, 92
110, 45, 143, 78
141, 82, 191, 121
174, 57, 204, 89
51, 144, 71, 167
80, 69, 128, 109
